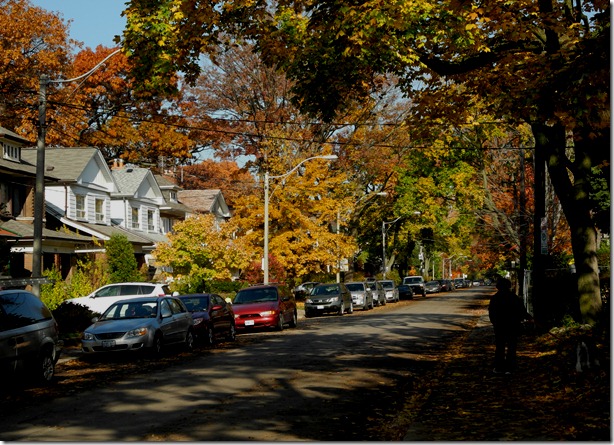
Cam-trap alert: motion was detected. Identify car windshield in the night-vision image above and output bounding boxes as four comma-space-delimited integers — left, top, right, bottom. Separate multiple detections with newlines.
380, 281, 394, 289
406, 277, 422, 284
427, 281, 439, 285
233, 288, 278, 304
345, 283, 365, 292
312, 285, 340, 296
181, 297, 210, 312
100, 301, 157, 320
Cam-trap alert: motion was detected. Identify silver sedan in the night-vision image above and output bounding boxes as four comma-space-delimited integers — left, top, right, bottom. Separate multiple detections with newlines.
81, 296, 194, 355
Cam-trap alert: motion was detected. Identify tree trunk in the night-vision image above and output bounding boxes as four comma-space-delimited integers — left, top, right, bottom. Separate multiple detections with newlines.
531, 123, 603, 325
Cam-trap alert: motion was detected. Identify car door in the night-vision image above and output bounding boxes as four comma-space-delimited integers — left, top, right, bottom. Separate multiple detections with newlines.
278, 286, 295, 322
158, 298, 178, 343
210, 294, 230, 336
167, 297, 191, 343
0, 292, 48, 369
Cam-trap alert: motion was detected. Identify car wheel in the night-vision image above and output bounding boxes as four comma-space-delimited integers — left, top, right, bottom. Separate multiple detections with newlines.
276, 314, 284, 331
304, 310, 312, 318
227, 323, 236, 341
348, 301, 354, 314
184, 329, 194, 352
38, 349, 55, 384
151, 333, 163, 355
289, 311, 298, 328
205, 325, 215, 346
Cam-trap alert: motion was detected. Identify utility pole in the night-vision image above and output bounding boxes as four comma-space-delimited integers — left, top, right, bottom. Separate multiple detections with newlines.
31, 75, 48, 297
31, 49, 121, 297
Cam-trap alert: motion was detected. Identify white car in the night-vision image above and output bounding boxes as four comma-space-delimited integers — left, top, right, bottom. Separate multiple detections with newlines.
65, 282, 173, 314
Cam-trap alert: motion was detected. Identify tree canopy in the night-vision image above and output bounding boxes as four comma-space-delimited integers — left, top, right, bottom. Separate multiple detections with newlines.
120, 0, 609, 324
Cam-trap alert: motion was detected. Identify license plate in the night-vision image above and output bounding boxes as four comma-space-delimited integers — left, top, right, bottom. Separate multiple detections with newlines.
245, 320, 255, 326
101, 340, 115, 348
317, 305, 324, 309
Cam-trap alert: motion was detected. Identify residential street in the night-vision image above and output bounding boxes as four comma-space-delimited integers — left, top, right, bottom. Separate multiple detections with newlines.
0, 287, 489, 441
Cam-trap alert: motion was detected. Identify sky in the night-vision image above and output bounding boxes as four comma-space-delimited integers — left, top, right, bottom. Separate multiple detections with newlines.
30, 0, 127, 49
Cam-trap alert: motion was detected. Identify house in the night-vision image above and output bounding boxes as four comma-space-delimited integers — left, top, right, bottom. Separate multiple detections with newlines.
21, 147, 156, 274
177, 189, 231, 227
154, 174, 192, 235
0, 129, 94, 282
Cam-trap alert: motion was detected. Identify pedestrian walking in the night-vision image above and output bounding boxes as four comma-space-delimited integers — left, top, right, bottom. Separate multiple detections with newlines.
488, 277, 533, 374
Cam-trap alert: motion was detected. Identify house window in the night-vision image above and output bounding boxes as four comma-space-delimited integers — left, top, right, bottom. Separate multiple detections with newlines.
147, 210, 155, 231
95, 198, 105, 222
2, 142, 20, 162
131, 207, 140, 229
170, 191, 177, 202
75, 195, 86, 219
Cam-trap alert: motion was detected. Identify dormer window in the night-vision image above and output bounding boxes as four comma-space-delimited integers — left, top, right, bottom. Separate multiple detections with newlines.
170, 191, 177, 202
2, 142, 20, 162
75, 195, 86, 219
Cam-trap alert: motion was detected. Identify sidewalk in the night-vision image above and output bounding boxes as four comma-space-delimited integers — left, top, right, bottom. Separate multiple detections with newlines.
402, 305, 610, 441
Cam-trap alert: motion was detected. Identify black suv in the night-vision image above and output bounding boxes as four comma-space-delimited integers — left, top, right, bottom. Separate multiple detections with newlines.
0, 290, 63, 383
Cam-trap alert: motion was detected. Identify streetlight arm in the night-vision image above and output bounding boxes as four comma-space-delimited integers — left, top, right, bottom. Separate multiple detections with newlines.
268, 155, 337, 180
263, 154, 337, 284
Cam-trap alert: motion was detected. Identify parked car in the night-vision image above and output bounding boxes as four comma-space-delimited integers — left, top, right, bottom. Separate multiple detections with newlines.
379, 280, 399, 303
0, 290, 63, 384
366, 280, 386, 306
305, 283, 353, 317
232, 284, 297, 331
438, 279, 453, 292
454, 278, 466, 289
397, 284, 414, 300
345, 281, 374, 310
403, 276, 426, 298
293, 281, 321, 298
425, 280, 442, 294
65, 282, 173, 315
81, 296, 194, 355
178, 293, 236, 345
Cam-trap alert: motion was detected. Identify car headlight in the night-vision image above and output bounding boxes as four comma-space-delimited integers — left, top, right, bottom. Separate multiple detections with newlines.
193, 317, 204, 326
259, 310, 277, 317
126, 327, 148, 338
326, 297, 339, 303
82, 332, 95, 341
305, 298, 313, 304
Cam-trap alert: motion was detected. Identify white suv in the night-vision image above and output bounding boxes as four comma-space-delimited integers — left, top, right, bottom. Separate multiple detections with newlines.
65, 282, 172, 314
402, 276, 426, 298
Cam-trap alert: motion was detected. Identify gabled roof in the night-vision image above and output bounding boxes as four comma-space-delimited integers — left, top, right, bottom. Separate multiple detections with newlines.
0, 126, 49, 179
177, 189, 230, 217
0, 126, 31, 146
112, 167, 163, 201
21, 147, 113, 187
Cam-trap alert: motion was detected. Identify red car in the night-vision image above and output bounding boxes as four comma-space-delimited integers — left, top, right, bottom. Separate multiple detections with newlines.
232, 284, 298, 331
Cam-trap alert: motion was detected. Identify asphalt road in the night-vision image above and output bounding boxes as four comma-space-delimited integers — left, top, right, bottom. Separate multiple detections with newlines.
0, 286, 492, 441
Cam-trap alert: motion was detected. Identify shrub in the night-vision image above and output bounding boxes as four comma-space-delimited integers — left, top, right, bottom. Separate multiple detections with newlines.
52, 302, 100, 336
105, 234, 142, 282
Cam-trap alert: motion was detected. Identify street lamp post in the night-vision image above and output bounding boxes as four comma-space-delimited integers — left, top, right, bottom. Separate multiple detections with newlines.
263, 154, 337, 284
335, 191, 387, 283
381, 217, 402, 279
32, 49, 121, 297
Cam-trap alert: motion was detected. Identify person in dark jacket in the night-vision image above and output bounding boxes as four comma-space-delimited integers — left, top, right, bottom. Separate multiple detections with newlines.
488, 278, 532, 374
